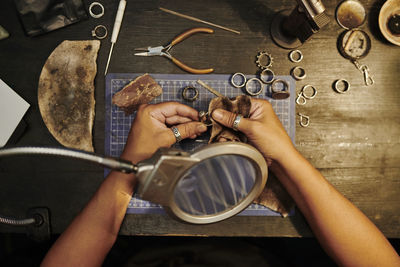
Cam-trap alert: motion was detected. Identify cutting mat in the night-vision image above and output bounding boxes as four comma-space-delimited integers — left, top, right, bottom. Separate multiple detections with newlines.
105, 73, 295, 216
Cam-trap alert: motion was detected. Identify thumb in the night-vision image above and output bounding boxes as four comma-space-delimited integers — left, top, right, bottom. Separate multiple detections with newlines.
169, 122, 207, 143
211, 109, 251, 133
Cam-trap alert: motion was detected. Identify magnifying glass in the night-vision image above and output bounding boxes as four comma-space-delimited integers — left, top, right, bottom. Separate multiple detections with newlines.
0, 142, 268, 224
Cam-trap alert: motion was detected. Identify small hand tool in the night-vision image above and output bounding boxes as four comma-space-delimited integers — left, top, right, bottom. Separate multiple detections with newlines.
104, 0, 127, 76
135, 28, 214, 74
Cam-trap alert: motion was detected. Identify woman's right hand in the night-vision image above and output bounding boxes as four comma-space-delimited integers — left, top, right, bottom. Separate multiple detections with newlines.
211, 98, 297, 164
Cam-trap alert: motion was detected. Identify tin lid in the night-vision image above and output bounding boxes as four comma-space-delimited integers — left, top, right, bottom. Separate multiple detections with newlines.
336, 0, 367, 29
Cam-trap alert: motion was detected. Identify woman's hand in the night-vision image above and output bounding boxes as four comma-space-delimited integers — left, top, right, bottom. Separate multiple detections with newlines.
122, 102, 207, 163
211, 98, 296, 164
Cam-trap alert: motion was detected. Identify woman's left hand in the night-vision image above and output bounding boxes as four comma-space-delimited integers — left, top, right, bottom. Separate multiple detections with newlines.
121, 102, 207, 163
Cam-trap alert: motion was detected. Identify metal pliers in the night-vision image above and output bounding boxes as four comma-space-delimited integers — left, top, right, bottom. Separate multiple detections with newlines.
134, 27, 214, 74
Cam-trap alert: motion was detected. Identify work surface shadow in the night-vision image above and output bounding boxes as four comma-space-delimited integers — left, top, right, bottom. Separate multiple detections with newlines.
2, 234, 399, 266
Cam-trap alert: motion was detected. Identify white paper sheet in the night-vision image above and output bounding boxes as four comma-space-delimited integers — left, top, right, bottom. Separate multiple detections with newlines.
0, 79, 30, 147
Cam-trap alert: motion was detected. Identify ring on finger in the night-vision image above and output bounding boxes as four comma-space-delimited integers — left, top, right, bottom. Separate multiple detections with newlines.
232, 114, 242, 131
171, 126, 182, 142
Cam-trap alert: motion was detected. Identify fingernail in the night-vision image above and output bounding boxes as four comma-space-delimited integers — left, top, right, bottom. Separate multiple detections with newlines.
212, 110, 223, 120
197, 124, 207, 132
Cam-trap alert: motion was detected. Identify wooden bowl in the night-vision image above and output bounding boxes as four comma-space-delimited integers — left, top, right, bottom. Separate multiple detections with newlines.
379, 0, 400, 46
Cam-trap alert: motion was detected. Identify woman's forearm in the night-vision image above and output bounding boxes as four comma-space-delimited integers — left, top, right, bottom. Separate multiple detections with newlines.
41, 172, 136, 267
273, 150, 400, 267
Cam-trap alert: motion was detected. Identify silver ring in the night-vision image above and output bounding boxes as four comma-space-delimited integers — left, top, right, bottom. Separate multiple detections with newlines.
289, 50, 303, 63
271, 79, 290, 100
89, 2, 105, 18
171, 126, 182, 142
182, 86, 199, 101
301, 85, 317, 99
271, 79, 289, 93
260, 68, 275, 84
245, 78, 263, 96
91, 25, 108, 39
232, 114, 242, 131
291, 66, 306, 80
231, 73, 247, 88
334, 79, 350, 94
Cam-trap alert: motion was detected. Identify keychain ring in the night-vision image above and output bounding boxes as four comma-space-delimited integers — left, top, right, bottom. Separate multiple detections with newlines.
91, 25, 108, 39
89, 2, 105, 18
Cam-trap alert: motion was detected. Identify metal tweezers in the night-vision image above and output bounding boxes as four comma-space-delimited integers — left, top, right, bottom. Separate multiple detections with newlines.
134, 27, 214, 74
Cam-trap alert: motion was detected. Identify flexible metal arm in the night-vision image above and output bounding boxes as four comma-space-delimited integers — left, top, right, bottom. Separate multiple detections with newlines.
0, 147, 138, 174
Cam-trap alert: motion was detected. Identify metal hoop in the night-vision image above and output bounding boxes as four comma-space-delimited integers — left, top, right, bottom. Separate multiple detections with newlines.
302, 85, 317, 99
260, 68, 275, 84
231, 73, 247, 88
245, 78, 264, 96
289, 50, 303, 63
91, 25, 108, 39
89, 2, 105, 18
333, 79, 350, 94
291, 66, 306, 80
182, 86, 199, 101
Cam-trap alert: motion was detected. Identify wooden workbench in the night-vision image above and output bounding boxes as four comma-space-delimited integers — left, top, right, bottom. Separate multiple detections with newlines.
0, 0, 399, 238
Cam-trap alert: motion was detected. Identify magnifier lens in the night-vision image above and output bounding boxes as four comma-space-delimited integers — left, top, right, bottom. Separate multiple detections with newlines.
173, 154, 257, 216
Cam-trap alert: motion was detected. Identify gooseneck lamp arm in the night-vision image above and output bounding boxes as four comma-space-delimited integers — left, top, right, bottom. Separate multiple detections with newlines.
0, 147, 138, 174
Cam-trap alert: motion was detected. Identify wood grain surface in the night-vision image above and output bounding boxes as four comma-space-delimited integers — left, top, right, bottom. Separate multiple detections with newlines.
0, 0, 399, 237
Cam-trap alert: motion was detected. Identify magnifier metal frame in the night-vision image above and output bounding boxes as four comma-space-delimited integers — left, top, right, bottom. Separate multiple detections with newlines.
0, 142, 268, 224
135, 142, 268, 224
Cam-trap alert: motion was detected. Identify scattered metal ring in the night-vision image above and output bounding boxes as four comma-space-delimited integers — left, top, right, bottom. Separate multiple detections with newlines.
271, 79, 289, 93
291, 66, 306, 80
245, 78, 264, 96
333, 79, 350, 94
89, 2, 105, 18
182, 86, 199, 101
260, 68, 275, 84
298, 113, 310, 127
302, 85, 317, 99
91, 25, 108, 39
231, 73, 247, 88
289, 50, 303, 63
256, 51, 273, 69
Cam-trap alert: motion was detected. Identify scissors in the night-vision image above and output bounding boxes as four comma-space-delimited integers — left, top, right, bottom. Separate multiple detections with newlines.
134, 27, 214, 74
